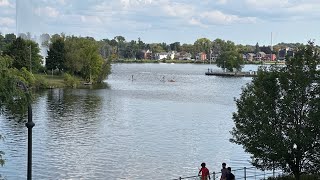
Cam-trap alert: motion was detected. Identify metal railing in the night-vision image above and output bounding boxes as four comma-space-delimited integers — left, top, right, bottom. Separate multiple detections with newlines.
173, 166, 283, 180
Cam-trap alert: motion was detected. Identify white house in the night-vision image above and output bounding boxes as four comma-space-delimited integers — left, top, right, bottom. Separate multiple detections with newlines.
155, 52, 168, 60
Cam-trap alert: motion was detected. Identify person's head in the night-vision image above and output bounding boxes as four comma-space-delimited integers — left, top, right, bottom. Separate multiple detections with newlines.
227, 167, 231, 172
222, 163, 226, 168
201, 162, 206, 167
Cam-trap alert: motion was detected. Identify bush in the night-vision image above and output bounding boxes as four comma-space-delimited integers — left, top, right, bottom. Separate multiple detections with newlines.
33, 75, 49, 89
63, 73, 80, 88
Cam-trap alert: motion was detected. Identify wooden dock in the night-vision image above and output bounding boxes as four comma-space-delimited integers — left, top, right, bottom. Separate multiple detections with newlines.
205, 71, 257, 77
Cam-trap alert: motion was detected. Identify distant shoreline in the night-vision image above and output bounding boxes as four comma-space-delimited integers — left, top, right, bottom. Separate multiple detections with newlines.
112, 59, 284, 65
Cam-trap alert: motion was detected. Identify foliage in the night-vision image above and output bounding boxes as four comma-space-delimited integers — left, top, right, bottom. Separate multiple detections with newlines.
231, 42, 320, 180
63, 36, 110, 83
40, 33, 50, 47
194, 38, 211, 54
3, 37, 42, 72
215, 40, 244, 72
33, 75, 49, 89
46, 37, 65, 71
0, 55, 32, 115
63, 73, 80, 88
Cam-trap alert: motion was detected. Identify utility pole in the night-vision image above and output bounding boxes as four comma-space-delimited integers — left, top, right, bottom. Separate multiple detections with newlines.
29, 45, 32, 73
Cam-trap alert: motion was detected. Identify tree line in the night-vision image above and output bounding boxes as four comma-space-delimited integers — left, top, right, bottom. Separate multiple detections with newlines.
0, 33, 111, 84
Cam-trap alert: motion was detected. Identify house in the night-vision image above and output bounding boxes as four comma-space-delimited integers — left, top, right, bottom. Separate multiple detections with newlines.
168, 51, 175, 60
245, 53, 256, 61
175, 52, 192, 60
142, 49, 153, 59
256, 51, 266, 60
155, 52, 168, 60
278, 48, 294, 61
264, 54, 277, 61
196, 52, 207, 61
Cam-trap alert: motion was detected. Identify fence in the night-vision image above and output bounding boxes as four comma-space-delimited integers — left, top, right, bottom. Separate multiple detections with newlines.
173, 166, 283, 180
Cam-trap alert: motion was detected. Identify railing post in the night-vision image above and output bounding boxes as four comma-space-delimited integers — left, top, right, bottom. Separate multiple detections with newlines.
213, 171, 215, 180
244, 167, 247, 180
179, 177, 181, 180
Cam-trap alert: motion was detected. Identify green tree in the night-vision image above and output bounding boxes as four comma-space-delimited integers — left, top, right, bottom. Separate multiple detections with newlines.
46, 37, 65, 72
40, 33, 50, 47
255, 42, 260, 54
0, 55, 32, 114
169, 42, 181, 52
4, 37, 42, 72
64, 36, 111, 83
194, 38, 211, 53
231, 42, 320, 179
150, 43, 165, 53
216, 40, 244, 72
0, 33, 5, 53
4, 33, 16, 44
114, 36, 126, 58
98, 39, 112, 59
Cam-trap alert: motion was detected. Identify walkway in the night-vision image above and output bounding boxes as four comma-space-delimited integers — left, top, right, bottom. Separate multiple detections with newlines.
173, 166, 283, 180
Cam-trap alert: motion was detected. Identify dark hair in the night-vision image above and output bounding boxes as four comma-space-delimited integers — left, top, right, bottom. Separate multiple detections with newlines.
201, 163, 206, 167
222, 163, 226, 166
227, 167, 231, 171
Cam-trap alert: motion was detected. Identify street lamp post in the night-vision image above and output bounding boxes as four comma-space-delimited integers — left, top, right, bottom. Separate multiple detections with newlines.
18, 81, 35, 180
29, 45, 32, 73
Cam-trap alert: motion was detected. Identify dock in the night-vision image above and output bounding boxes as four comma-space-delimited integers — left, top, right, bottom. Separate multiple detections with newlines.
205, 71, 257, 77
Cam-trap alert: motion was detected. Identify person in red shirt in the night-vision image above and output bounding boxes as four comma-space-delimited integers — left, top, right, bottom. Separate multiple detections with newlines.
198, 162, 211, 180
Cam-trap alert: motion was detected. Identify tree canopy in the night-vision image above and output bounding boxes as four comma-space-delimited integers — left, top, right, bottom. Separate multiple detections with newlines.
215, 39, 244, 72
46, 36, 111, 83
46, 37, 65, 71
3, 37, 42, 72
231, 42, 320, 179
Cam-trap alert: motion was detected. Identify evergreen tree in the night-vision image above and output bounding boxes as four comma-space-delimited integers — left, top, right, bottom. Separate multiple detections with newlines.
46, 38, 65, 71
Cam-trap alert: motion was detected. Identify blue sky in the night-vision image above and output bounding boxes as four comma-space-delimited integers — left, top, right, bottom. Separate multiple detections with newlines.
0, 0, 319, 45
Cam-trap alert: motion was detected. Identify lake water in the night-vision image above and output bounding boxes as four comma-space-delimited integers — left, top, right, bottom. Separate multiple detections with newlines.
0, 63, 276, 179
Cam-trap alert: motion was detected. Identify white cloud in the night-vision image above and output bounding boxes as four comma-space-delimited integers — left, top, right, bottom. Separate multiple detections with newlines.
35, 6, 60, 18
189, 18, 207, 27
162, 2, 194, 18
200, 10, 256, 25
120, 0, 152, 9
80, 15, 102, 24
245, 0, 289, 8
0, 17, 14, 26
57, 0, 66, 5
217, 0, 228, 5
0, 0, 11, 7
286, 3, 320, 14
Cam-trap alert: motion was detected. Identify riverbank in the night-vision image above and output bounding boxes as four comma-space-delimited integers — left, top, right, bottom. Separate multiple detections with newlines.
34, 74, 105, 89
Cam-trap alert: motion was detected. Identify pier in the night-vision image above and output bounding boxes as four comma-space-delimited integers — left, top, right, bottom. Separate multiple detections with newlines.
205, 71, 258, 77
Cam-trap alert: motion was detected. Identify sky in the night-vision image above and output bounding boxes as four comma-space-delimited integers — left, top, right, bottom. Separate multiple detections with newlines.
0, 0, 320, 45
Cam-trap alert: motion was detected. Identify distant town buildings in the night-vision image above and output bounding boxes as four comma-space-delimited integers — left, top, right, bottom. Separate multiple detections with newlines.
136, 45, 296, 62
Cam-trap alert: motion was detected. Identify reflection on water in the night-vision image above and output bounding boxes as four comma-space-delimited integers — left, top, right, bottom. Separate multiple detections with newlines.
0, 64, 265, 179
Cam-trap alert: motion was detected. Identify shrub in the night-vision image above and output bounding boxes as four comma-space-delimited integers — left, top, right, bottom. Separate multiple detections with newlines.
63, 73, 80, 88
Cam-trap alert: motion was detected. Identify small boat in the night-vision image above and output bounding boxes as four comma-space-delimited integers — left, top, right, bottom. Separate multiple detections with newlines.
168, 79, 175, 82
83, 82, 92, 85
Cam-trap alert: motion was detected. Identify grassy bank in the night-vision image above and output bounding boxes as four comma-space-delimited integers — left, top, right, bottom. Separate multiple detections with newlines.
35, 74, 66, 88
